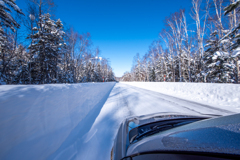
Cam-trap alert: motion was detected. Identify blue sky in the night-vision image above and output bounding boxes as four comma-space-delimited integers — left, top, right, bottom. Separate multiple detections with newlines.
17, 0, 192, 77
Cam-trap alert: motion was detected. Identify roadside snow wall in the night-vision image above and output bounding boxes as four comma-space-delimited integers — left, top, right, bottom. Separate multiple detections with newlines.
122, 82, 240, 112
0, 82, 115, 160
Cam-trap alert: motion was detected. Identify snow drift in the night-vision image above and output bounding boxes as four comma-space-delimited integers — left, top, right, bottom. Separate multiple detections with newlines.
0, 82, 115, 160
122, 82, 240, 112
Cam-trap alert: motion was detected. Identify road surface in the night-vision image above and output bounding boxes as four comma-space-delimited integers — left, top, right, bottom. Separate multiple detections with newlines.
74, 82, 235, 160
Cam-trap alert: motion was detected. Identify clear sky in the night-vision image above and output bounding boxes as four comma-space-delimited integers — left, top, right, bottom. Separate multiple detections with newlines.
17, 0, 192, 77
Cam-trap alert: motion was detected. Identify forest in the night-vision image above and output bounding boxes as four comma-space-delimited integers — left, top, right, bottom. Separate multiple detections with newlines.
122, 0, 240, 83
0, 0, 115, 85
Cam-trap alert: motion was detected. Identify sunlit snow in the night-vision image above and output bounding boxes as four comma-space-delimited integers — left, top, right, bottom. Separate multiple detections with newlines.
0, 82, 239, 159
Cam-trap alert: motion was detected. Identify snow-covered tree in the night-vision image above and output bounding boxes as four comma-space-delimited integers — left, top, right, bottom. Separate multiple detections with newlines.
224, 0, 240, 16
223, 0, 240, 83
0, 0, 24, 31
155, 56, 163, 81
0, 1, 116, 85
0, 0, 24, 84
28, 13, 65, 84
148, 66, 156, 82
0, 28, 17, 84
83, 61, 93, 82
95, 62, 103, 82
203, 30, 235, 83
107, 68, 115, 82
134, 58, 144, 81
121, 71, 132, 81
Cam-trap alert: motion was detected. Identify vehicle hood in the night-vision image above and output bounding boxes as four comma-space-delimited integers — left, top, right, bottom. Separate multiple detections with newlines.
126, 112, 216, 132
126, 113, 240, 156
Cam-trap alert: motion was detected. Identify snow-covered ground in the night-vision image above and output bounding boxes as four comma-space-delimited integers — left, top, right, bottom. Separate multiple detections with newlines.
0, 83, 115, 160
0, 82, 238, 160
73, 82, 237, 159
122, 82, 240, 112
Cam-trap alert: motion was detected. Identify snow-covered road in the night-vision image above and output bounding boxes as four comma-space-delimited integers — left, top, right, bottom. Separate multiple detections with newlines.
74, 82, 236, 160
0, 82, 237, 160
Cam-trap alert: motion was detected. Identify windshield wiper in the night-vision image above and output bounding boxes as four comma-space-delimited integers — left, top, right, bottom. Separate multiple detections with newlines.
130, 119, 200, 143
132, 125, 173, 143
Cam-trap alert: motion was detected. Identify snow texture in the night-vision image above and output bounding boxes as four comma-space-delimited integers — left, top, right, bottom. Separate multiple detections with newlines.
0, 83, 115, 160
233, 47, 240, 57
0, 82, 238, 160
122, 82, 240, 112
73, 83, 237, 159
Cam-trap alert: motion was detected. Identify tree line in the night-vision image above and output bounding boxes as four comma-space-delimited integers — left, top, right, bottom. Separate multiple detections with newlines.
0, 0, 115, 85
122, 0, 240, 83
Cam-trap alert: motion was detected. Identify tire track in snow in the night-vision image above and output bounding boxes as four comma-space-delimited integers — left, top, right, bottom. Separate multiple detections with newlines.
115, 84, 134, 116
125, 84, 235, 115
126, 85, 203, 115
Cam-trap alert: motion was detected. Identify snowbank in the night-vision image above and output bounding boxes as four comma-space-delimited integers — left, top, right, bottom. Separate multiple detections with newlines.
122, 82, 240, 112
0, 83, 115, 160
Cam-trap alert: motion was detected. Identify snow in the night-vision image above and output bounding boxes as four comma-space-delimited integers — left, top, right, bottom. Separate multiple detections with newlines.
212, 51, 228, 60
0, 1, 5, 7
232, 47, 240, 58
222, 30, 229, 34
122, 82, 240, 112
0, 82, 239, 160
220, 39, 230, 44
0, 83, 115, 160
73, 83, 237, 159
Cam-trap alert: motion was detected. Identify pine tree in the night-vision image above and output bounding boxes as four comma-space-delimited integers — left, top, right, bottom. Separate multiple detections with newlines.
10, 45, 29, 84
28, 13, 65, 84
0, 27, 8, 84
203, 30, 235, 83
223, 0, 240, 83
0, 0, 24, 31
95, 62, 103, 82
148, 66, 156, 82
135, 59, 143, 81
84, 61, 93, 82
0, 0, 24, 84
0, 28, 17, 84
